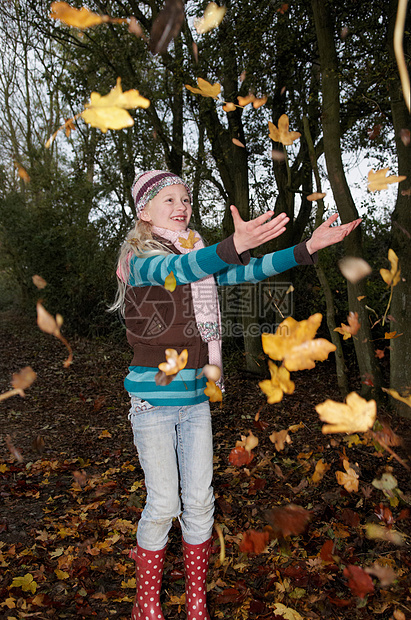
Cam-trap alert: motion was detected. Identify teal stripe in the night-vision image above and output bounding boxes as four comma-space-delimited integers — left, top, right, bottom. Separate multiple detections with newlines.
124, 366, 209, 406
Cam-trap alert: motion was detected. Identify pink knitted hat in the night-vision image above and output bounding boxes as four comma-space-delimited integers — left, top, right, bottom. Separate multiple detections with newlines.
131, 170, 192, 218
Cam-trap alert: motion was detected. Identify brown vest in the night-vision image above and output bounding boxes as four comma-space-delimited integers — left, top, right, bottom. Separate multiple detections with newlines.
125, 239, 208, 369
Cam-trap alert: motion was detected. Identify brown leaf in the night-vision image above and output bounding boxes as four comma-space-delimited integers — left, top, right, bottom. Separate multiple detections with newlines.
228, 446, 254, 467
149, 0, 184, 55
264, 504, 311, 538
32, 435, 45, 454
399, 128, 410, 146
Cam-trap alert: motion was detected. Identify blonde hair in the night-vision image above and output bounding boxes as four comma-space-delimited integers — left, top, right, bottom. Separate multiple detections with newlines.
109, 217, 171, 316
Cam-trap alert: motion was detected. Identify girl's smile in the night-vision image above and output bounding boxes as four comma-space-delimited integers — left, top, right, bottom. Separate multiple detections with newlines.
140, 184, 192, 232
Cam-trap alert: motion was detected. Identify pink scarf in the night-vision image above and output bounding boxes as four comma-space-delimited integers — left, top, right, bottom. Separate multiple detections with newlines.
152, 226, 223, 381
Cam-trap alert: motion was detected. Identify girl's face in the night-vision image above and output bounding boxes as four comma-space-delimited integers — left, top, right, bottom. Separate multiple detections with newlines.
140, 184, 192, 232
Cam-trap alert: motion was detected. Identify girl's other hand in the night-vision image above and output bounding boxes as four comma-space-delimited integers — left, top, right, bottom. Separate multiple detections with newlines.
306, 214, 362, 254
231, 205, 289, 254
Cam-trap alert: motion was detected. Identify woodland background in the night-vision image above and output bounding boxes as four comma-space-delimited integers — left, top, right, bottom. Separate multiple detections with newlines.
0, 1, 411, 619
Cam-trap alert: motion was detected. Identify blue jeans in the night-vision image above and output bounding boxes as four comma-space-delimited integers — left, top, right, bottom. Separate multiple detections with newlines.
129, 398, 214, 550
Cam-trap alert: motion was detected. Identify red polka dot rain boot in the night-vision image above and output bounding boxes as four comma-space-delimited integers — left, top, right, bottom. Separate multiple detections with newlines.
182, 537, 211, 620
129, 545, 166, 620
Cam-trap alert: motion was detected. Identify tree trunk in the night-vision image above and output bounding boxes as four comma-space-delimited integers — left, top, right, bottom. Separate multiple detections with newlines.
311, 0, 382, 399
386, 0, 411, 418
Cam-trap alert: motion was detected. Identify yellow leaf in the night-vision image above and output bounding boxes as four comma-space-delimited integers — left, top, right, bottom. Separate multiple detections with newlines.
316, 392, 377, 434
164, 271, 177, 291
158, 348, 188, 376
49, 2, 127, 29
11, 573, 37, 594
335, 459, 359, 492
382, 387, 411, 408
333, 311, 361, 340
273, 603, 304, 620
55, 569, 69, 580
178, 230, 200, 249
269, 429, 292, 451
259, 361, 295, 404
357, 295, 366, 301
268, 115, 301, 146
312, 458, 330, 483
81, 78, 150, 133
0, 464, 9, 473
367, 168, 406, 192
307, 192, 326, 201
185, 78, 221, 99
14, 162, 30, 183
121, 577, 136, 589
261, 313, 336, 371
194, 2, 227, 34
338, 256, 372, 284
2, 597, 16, 609
380, 249, 401, 287
365, 523, 404, 546
204, 380, 223, 402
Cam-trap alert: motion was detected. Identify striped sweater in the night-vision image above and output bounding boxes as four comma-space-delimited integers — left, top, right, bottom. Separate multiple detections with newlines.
124, 236, 315, 406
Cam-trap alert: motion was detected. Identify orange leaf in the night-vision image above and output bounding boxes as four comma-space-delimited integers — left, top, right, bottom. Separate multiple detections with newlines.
32, 275, 47, 289
307, 192, 326, 201
49, 2, 127, 29
158, 348, 188, 376
239, 530, 270, 554
259, 361, 295, 404
11, 367, 36, 392
334, 311, 361, 340
316, 392, 376, 434
312, 458, 330, 484
232, 138, 245, 148
335, 459, 359, 492
223, 102, 236, 112
237, 93, 255, 107
204, 380, 222, 402
14, 162, 30, 183
178, 230, 200, 249
253, 95, 267, 109
228, 446, 254, 466
269, 429, 292, 451
368, 168, 406, 192
384, 331, 402, 339
380, 249, 401, 287
185, 78, 221, 99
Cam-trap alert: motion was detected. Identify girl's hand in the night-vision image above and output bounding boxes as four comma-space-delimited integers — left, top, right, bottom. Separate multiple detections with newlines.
231, 205, 289, 254
306, 214, 362, 254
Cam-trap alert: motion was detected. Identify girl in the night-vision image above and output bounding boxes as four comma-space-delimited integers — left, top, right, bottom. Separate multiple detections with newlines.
112, 169, 360, 620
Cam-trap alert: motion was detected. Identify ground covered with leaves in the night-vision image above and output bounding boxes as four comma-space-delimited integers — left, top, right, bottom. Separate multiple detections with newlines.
1, 312, 410, 620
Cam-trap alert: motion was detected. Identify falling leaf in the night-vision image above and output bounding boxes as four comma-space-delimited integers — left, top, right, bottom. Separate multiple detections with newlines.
384, 331, 402, 339
237, 93, 255, 107
49, 2, 127, 29
312, 458, 330, 483
178, 230, 200, 249
11, 573, 37, 594
32, 275, 47, 289
365, 562, 396, 587
307, 192, 326, 201
400, 128, 410, 146
286, 285, 294, 294
46, 117, 80, 148
367, 168, 406, 192
365, 523, 404, 545
192, 41, 198, 63
81, 78, 150, 133
338, 256, 372, 283
343, 564, 374, 598
380, 249, 401, 287
223, 102, 236, 112
128, 16, 147, 40
334, 311, 361, 340
261, 313, 336, 371
11, 366, 36, 392
229, 446, 254, 466
232, 138, 245, 148
357, 295, 366, 301
164, 270, 177, 291
316, 392, 377, 434
382, 387, 411, 408
149, 0, 184, 54
36, 302, 73, 367
336, 459, 359, 492
239, 529, 270, 554
271, 149, 286, 161
269, 429, 292, 451
253, 95, 267, 109
264, 504, 311, 539
14, 161, 30, 183
259, 361, 295, 404
200, 364, 221, 382
158, 348, 188, 375
6, 435, 23, 462
276, 4, 289, 14
268, 115, 301, 146
185, 78, 221, 99
375, 349, 385, 359
194, 2, 227, 34
367, 124, 382, 140
204, 380, 222, 402
372, 472, 397, 491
